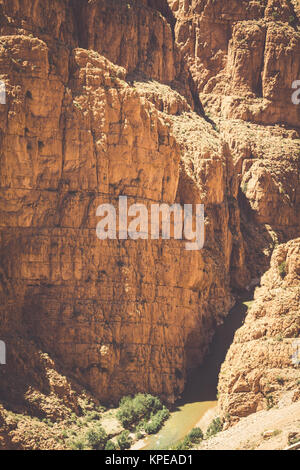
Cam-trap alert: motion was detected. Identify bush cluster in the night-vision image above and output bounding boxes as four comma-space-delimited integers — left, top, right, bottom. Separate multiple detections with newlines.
206, 417, 223, 438
172, 427, 204, 450
143, 407, 170, 434
117, 431, 133, 450
117, 394, 169, 433
86, 426, 108, 450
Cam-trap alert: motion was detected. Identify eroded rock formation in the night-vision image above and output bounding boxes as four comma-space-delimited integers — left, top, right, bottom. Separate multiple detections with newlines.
0, 0, 299, 448
0, 0, 237, 409
219, 238, 300, 422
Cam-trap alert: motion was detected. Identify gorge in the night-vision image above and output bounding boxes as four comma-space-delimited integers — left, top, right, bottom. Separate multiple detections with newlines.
0, 0, 299, 451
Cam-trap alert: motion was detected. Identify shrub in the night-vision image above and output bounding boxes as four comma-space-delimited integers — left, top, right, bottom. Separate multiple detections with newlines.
86, 425, 108, 450
206, 417, 223, 438
143, 407, 170, 434
70, 439, 86, 450
85, 410, 101, 422
105, 440, 116, 450
117, 431, 132, 450
276, 376, 285, 386
171, 427, 203, 450
266, 394, 275, 410
272, 11, 279, 21
188, 427, 204, 443
172, 436, 192, 450
241, 182, 248, 193
288, 15, 295, 25
278, 261, 287, 279
117, 394, 164, 429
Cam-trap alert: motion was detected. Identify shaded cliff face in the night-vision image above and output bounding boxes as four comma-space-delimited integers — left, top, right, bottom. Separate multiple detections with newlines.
0, 0, 237, 408
0, 0, 299, 434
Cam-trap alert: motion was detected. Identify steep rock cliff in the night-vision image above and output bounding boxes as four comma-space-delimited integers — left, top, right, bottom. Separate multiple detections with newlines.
169, 0, 300, 277
0, 0, 237, 409
219, 238, 300, 422
0, 0, 299, 444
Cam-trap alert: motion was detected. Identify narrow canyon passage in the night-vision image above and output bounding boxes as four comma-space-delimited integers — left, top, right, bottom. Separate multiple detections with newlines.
1, 0, 299, 452
141, 294, 252, 450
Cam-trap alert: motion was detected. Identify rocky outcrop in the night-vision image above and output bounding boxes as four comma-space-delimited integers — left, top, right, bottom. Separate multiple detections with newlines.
0, 0, 299, 444
218, 238, 300, 422
73, 0, 176, 83
167, 0, 300, 278
169, 0, 300, 127
0, 1, 238, 408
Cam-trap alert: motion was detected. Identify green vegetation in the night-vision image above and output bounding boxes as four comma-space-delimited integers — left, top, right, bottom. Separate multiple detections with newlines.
116, 394, 170, 433
62, 394, 170, 450
172, 437, 192, 450
143, 407, 170, 434
105, 440, 117, 450
241, 182, 248, 193
272, 11, 280, 21
188, 427, 204, 443
86, 425, 108, 450
206, 417, 223, 438
70, 439, 86, 450
171, 427, 204, 450
266, 394, 275, 410
69, 422, 125, 450
117, 431, 132, 450
276, 376, 285, 386
278, 261, 287, 279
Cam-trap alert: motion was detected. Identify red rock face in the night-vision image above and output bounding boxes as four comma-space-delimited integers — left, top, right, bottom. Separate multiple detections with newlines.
219, 238, 300, 422
169, 0, 300, 126
0, 1, 235, 407
0, 0, 299, 424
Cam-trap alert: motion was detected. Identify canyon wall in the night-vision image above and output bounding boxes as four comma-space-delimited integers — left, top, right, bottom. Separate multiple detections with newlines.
169, 0, 300, 275
0, 0, 299, 440
219, 238, 300, 422
0, 0, 238, 409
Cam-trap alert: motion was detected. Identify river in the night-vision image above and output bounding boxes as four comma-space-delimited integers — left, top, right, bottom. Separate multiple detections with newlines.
140, 296, 253, 450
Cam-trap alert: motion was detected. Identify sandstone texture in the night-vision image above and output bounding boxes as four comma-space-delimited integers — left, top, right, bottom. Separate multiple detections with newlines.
219, 239, 300, 421
0, 0, 299, 450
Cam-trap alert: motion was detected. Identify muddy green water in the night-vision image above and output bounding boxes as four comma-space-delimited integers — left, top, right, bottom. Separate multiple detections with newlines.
141, 296, 252, 450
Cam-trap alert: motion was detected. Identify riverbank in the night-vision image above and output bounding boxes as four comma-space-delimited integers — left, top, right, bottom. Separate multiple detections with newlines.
137, 295, 252, 450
